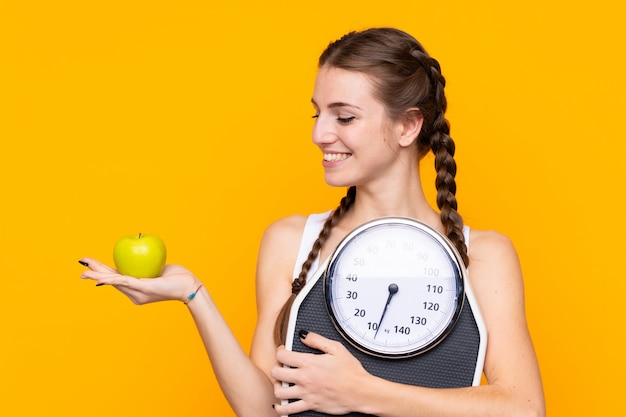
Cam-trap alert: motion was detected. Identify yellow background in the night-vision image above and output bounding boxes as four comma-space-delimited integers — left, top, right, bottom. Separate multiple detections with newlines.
1, 1, 624, 415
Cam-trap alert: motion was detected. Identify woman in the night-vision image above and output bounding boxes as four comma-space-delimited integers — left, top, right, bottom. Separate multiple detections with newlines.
80, 27, 545, 417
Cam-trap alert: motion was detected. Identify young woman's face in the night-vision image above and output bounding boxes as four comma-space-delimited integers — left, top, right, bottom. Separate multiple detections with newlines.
311, 66, 405, 188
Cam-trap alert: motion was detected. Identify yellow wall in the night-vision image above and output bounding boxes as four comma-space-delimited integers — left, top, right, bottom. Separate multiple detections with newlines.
1, 1, 624, 415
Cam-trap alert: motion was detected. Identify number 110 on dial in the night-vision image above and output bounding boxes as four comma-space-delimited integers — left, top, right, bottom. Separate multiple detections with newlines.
324, 218, 465, 358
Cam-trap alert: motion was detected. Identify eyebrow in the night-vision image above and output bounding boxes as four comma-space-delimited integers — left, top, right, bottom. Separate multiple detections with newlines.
311, 98, 363, 110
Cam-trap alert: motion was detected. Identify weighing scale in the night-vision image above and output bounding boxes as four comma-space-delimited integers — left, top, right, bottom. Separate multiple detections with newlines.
283, 218, 487, 417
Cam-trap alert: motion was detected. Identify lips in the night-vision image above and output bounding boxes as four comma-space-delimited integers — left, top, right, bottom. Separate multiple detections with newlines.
323, 153, 351, 162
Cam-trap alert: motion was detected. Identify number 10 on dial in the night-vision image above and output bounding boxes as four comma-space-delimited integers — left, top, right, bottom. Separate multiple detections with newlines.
324, 218, 465, 358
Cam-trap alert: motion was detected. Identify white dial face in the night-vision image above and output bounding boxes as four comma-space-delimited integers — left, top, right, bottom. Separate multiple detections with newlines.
324, 218, 464, 358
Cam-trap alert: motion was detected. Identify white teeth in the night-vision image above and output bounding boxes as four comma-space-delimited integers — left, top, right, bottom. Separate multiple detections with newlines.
324, 153, 351, 162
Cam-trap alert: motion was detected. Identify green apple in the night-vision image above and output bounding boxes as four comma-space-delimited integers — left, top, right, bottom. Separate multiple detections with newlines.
113, 233, 167, 278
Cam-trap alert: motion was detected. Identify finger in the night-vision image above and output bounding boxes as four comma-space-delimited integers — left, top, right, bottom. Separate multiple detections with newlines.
90, 275, 152, 304
273, 398, 309, 416
79, 258, 117, 274
109, 286, 149, 305
273, 379, 306, 411
81, 270, 137, 288
81, 268, 158, 305
271, 362, 301, 384
275, 346, 310, 369
85, 279, 148, 305
298, 330, 336, 354
79, 269, 116, 282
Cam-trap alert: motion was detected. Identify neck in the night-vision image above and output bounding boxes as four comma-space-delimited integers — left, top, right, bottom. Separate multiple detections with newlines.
340, 177, 444, 235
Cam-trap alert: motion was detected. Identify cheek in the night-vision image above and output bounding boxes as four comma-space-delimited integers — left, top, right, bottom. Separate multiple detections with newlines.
382, 130, 401, 153
380, 120, 399, 145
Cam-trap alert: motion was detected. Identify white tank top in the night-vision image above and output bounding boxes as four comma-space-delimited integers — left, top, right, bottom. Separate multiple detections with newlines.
292, 211, 471, 282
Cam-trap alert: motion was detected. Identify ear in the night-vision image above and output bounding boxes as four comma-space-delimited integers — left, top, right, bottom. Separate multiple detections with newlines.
397, 108, 423, 148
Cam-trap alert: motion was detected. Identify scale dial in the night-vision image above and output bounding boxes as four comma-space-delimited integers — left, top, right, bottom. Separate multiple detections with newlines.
324, 217, 465, 358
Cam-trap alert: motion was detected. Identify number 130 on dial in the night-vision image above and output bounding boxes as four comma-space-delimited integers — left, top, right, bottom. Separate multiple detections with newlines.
324, 218, 465, 358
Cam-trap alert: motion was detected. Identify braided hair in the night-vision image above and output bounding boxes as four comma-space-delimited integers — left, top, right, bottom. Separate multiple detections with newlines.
274, 28, 468, 345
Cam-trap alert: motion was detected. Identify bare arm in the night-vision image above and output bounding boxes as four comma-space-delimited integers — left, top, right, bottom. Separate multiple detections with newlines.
272, 230, 545, 417
186, 288, 277, 417
250, 215, 307, 382
80, 215, 307, 417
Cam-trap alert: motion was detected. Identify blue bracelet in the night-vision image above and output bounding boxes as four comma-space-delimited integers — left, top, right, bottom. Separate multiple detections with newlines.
184, 283, 204, 305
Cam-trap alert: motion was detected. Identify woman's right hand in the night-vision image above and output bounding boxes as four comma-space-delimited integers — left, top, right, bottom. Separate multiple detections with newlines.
79, 258, 201, 305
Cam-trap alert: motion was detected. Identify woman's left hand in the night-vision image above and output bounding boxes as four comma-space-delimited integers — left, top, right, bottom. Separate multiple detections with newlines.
79, 257, 199, 305
271, 331, 370, 415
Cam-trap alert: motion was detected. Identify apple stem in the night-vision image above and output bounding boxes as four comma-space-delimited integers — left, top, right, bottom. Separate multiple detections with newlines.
139, 233, 142, 238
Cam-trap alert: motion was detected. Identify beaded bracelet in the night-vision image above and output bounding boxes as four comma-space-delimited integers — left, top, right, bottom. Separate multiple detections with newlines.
184, 283, 204, 305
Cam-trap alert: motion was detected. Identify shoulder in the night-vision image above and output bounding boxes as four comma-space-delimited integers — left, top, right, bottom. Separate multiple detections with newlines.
259, 214, 309, 257
468, 228, 518, 265
259, 211, 331, 259
254, 215, 310, 321
256, 213, 319, 284
466, 228, 525, 311
466, 228, 527, 326
467, 228, 522, 287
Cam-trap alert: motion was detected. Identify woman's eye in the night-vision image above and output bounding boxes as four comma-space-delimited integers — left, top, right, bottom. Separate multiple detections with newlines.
337, 116, 356, 124
311, 114, 319, 119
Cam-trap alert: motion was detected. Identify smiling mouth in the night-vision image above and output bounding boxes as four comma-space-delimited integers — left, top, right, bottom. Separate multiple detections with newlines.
324, 153, 351, 162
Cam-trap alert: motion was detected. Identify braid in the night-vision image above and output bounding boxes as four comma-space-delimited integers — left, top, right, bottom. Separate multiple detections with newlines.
425, 59, 469, 267
273, 186, 357, 345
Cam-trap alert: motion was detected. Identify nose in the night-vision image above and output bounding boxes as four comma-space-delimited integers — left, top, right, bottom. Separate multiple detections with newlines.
312, 115, 337, 147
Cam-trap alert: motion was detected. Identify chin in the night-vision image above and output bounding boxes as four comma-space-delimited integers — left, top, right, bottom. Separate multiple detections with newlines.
324, 176, 353, 188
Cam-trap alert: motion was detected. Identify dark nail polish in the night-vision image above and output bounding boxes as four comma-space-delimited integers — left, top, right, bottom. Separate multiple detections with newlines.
299, 330, 309, 339
78, 260, 89, 267
272, 404, 275, 409
95, 283, 105, 287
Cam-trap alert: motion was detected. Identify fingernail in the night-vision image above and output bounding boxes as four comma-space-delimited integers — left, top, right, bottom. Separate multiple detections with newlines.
78, 260, 89, 267
272, 404, 275, 409
95, 283, 105, 287
80, 275, 89, 279
299, 329, 309, 339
